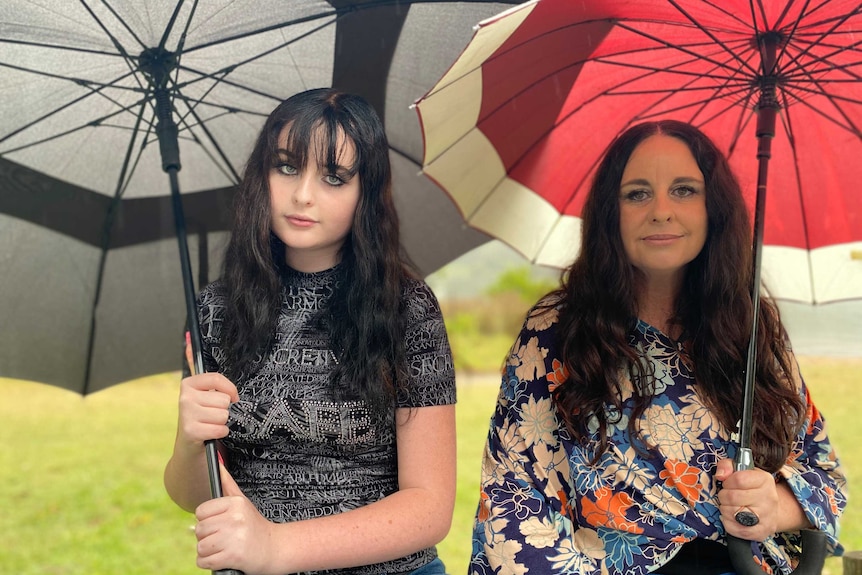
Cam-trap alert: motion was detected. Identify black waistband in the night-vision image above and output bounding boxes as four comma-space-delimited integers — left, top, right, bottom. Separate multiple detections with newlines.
658, 538, 735, 575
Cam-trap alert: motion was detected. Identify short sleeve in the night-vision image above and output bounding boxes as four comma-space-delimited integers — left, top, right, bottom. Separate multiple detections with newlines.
397, 279, 456, 408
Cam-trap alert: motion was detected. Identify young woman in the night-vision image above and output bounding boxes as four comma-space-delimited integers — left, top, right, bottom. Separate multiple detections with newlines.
470, 120, 846, 575
164, 88, 456, 575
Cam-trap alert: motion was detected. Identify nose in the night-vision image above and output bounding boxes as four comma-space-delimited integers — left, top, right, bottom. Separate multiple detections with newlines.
650, 190, 673, 222
292, 172, 314, 205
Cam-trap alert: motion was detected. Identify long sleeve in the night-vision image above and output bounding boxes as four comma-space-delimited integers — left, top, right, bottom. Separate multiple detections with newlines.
471, 316, 590, 574
772, 357, 847, 556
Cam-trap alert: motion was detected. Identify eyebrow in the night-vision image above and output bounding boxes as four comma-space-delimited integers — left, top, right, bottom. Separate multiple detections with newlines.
620, 176, 704, 187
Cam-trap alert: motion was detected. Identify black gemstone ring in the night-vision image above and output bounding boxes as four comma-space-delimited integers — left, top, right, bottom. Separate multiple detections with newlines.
734, 508, 760, 527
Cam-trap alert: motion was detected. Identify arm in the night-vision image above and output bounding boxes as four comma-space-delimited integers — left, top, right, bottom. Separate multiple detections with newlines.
193, 403, 456, 574
163, 371, 238, 512
716, 357, 847, 551
471, 323, 582, 574
777, 370, 847, 550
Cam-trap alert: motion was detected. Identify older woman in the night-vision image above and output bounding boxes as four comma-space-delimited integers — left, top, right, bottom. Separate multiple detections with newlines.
470, 120, 846, 575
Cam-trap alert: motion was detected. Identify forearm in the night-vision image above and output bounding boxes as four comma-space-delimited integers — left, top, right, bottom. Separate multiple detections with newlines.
265, 485, 453, 572
775, 478, 812, 533
164, 439, 213, 512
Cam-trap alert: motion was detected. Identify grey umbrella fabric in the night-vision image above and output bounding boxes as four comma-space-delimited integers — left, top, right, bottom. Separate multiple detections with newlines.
0, 1, 517, 394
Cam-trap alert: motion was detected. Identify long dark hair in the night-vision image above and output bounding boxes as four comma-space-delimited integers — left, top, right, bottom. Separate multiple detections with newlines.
549, 120, 804, 472
219, 88, 414, 417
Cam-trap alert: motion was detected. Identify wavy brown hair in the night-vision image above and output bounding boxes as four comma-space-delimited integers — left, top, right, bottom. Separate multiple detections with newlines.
219, 88, 415, 418
548, 120, 804, 472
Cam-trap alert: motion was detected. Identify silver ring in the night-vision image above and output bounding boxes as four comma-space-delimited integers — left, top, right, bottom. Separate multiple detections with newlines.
734, 508, 760, 527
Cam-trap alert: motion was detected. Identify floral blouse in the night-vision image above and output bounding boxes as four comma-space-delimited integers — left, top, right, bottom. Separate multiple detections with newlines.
470, 305, 846, 575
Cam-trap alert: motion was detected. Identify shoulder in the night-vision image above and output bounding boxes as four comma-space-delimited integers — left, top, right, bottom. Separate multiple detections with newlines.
401, 277, 444, 318
197, 280, 228, 334
199, 278, 227, 302
523, 292, 563, 335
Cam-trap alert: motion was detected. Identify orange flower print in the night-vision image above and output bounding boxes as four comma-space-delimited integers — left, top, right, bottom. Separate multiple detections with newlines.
558, 489, 573, 521
825, 486, 840, 515
805, 387, 820, 434
659, 460, 703, 508
581, 487, 643, 534
547, 358, 568, 393
478, 490, 491, 523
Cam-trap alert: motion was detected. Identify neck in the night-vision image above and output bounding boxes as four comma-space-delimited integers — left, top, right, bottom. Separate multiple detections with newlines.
635, 273, 683, 338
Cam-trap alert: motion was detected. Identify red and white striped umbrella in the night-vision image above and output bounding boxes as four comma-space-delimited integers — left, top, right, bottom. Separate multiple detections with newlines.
416, 0, 862, 304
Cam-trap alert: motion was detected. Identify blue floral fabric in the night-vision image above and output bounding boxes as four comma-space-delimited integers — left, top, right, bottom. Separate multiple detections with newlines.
470, 305, 846, 575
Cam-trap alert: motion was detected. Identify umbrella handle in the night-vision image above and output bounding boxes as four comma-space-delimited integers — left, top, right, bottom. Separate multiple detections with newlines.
727, 530, 828, 574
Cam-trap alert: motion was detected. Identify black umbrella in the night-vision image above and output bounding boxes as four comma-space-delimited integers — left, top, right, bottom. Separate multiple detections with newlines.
0, 0, 528, 395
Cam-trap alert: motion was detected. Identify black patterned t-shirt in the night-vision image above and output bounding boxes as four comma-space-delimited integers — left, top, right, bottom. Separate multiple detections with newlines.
197, 265, 456, 575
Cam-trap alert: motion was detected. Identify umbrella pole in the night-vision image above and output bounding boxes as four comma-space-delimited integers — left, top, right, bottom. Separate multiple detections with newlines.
153, 83, 243, 575
726, 35, 827, 575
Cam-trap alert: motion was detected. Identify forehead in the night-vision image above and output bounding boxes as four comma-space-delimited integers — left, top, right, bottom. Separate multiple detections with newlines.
622, 134, 702, 181
276, 121, 357, 164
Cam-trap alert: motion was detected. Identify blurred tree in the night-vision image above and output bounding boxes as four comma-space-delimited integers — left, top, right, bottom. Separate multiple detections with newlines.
485, 266, 559, 304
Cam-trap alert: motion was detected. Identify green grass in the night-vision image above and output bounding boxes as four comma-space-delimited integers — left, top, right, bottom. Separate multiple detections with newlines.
1, 356, 859, 574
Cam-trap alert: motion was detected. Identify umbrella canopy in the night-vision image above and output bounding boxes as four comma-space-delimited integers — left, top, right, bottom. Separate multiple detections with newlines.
0, 0, 522, 394
416, 0, 862, 305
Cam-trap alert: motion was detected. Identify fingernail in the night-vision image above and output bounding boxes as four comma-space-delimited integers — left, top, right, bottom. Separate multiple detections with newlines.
185, 331, 191, 345
217, 452, 225, 466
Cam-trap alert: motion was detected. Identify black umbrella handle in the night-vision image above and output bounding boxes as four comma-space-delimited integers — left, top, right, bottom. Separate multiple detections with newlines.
728, 530, 827, 575
728, 451, 828, 574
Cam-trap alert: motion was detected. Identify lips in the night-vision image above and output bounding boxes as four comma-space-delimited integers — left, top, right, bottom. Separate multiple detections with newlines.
641, 234, 683, 246
286, 214, 316, 227
643, 234, 681, 241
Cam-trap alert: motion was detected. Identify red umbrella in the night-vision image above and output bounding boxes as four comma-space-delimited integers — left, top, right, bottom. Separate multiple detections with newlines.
415, 0, 862, 305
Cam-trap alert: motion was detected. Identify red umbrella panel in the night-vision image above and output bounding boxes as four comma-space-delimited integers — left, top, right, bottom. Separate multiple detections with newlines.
415, 0, 862, 304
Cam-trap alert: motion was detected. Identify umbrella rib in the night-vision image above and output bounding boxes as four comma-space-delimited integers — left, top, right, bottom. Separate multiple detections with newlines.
778, 3, 860, 79
787, 86, 862, 136
781, 40, 862, 86
651, 3, 759, 75
156, 0, 191, 51
74, 0, 152, 99
0, 37, 120, 56
0, 91, 150, 155
600, 21, 758, 83
82, 100, 151, 394
173, 91, 243, 183
99, 0, 149, 50
0, 69, 144, 147
112, 101, 147, 201
174, 64, 284, 103
76, 0, 145, 54
0, 58, 142, 93
181, 9, 337, 53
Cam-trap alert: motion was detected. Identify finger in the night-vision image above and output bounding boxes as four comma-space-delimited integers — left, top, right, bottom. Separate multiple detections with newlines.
183, 372, 237, 396
721, 468, 771, 491
714, 458, 735, 481
219, 460, 244, 498
185, 332, 195, 373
